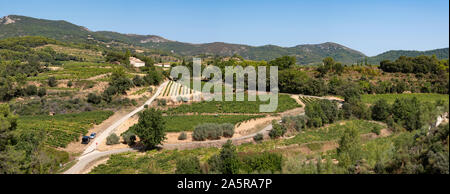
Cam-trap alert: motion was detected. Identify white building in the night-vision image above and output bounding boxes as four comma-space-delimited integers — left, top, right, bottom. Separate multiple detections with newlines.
129, 57, 145, 67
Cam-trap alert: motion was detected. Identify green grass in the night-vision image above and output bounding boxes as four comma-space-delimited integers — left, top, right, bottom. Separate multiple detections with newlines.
163, 94, 300, 114
163, 115, 266, 132
27, 61, 119, 81
361, 93, 449, 104
284, 120, 384, 145
17, 111, 114, 148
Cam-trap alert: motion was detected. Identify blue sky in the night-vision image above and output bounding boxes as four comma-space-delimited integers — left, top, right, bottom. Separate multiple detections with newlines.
1, 0, 448, 56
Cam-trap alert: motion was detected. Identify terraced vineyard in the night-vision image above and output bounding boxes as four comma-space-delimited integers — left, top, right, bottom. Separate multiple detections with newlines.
298, 96, 320, 105
164, 114, 266, 132
159, 80, 198, 97
17, 111, 114, 148
27, 61, 124, 81
163, 94, 300, 114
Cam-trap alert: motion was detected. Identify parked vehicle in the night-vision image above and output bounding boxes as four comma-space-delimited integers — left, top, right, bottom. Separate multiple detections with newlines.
89, 132, 97, 139
81, 136, 90, 144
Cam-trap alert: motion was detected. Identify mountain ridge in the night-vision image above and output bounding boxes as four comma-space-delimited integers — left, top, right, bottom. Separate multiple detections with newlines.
1, 15, 448, 64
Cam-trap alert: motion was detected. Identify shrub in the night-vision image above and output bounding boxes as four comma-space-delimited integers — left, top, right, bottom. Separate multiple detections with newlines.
175, 156, 202, 174
37, 87, 47, 97
240, 153, 283, 173
219, 140, 240, 174
87, 93, 102, 104
106, 134, 120, 145
192, 126, 208, 141
48, 76, 57, 87
132, 75, 145, 87
207, 154, 223, 174
207, 127, 222, 140
371, 99, 391, 121
269, 121, 287, 139
253, 133, 263, 142
157, 99, 167, 106
178, 132, 187, 140
220, 123, 235, 138
25, 85, 37, 96
122, 131, 136, 146
67, 81, 73, 87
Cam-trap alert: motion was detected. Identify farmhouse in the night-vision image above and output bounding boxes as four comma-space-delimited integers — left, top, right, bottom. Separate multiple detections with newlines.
129, 57, 145, 67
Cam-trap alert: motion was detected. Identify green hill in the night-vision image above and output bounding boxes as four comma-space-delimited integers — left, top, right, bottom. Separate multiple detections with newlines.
1, 15, 366, 64
368, 48, 449, 64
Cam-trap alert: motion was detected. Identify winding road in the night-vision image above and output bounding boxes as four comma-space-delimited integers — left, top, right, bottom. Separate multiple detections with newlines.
64, 85, 303, 174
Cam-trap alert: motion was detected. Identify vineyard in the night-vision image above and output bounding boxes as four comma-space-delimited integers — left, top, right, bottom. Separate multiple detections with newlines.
160, 80, 199, 98
163, 114, 265, 132
27, 61, 121, 81
298, 96, 320, 105
163, 94, 301, 114
17, 111, 114, 148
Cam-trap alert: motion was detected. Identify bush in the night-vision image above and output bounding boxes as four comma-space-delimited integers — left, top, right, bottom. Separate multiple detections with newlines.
37, 87, 47, 97
87, 93, 102, 104
240, 153, 283, 173
175, 156, 202, 174
132, 75, 145, 87
25, 85, 37, 96
220, 123, 235, 138
193, 126, 208, 141
207, 127, 222, 140
106, 134, 120, 145
219, 140, 240, 174
48, 76, 57, 87
193, 123, 232, 141
269, 121, 287, 139
122, 131, 136, 146
253, 133, 263, 142
178, 132, 187, 140
67, 81, 73, 87
371, 99, 391, 121
157, 99, 167, 106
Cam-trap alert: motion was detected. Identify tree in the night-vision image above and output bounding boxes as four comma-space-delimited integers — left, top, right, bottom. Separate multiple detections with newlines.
269, 56, 296, 70
337, 124, 362, 168
110, 67, 133, 94
48, 77, 57, 87
219, 140, 240, 174
0, 104, 19, 173
371, 99, 391, 121
130, 108, 166, 149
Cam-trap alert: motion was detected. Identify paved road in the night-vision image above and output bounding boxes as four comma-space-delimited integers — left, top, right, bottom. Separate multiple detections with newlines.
64, 83, 305, 174
81, 81, 169, 156
64, 81, 168, 174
